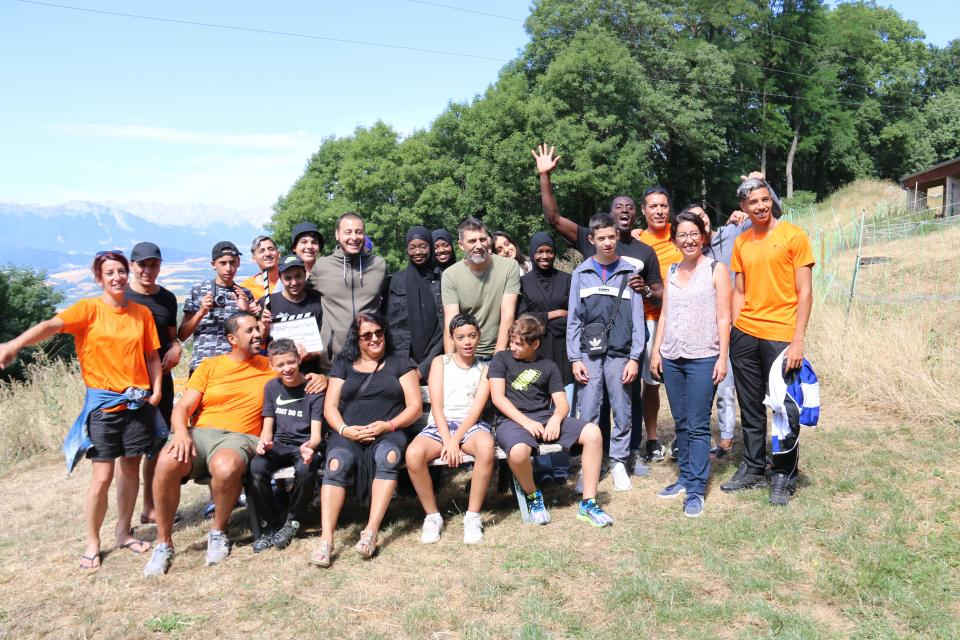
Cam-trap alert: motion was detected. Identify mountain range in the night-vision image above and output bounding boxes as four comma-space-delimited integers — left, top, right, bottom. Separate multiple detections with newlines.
0, 201, 267, 304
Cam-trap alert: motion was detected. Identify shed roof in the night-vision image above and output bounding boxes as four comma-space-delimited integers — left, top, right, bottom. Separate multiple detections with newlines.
900, 155, 960, 186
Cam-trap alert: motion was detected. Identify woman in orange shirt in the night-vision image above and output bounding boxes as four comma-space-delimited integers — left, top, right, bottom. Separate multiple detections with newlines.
0, 251, 162, 569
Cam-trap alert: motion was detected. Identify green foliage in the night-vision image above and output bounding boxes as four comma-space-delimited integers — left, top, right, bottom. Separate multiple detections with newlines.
0, 265, 72, 381
272, 1, 947, 265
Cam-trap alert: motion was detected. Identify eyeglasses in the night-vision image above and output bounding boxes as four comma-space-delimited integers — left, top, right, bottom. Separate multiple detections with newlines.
359, 329, 385, 342
676, 232, 702, 241
96, 250, 125, 257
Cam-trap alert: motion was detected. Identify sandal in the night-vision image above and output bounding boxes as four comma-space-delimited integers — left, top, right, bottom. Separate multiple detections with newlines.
79, 553, 101, 570
354, 530, 377, 559
119, 539, 151, 554
309, 541, 332, 568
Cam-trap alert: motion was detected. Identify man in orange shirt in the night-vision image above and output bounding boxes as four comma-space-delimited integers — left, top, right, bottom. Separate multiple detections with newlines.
720, 178, 814, 506
631, 187, 682, 464
145, 311, 275, 575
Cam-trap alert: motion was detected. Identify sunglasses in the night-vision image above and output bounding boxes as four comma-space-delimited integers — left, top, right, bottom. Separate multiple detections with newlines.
96, 250, 125, 257
358, 329, 385, 342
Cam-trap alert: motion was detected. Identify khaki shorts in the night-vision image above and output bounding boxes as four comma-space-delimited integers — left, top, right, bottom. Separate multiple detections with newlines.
183, 427, 258, 482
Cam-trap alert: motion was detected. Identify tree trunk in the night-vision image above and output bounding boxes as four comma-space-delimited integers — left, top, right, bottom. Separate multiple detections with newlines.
786, 120, 800, 198
760, 91, 767, 176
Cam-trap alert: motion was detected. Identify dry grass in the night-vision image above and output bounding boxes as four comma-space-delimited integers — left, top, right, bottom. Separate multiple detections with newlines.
791, 179, 906, 231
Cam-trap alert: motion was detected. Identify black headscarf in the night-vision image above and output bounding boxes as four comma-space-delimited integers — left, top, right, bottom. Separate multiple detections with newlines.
431, 228, 456, 270
529, 231, 557, 293
405, 226, 439, 363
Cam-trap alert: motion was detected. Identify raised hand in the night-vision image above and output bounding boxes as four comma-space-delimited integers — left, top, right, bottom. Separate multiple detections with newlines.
531, 143, 561, 175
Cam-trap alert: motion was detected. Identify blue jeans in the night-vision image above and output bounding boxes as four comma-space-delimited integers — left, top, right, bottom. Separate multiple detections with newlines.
661, 356, 718, 495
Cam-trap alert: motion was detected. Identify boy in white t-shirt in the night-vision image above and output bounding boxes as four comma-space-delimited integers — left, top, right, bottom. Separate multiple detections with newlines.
405, 313, 496, 544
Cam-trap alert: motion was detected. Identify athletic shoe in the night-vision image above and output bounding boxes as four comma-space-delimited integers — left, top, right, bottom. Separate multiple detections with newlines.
643, 440, 666, 463
683, 493, 705, 518
463, 513, 484, 544
611, 462, 632, 491
576, 499, 614, 527
769, 472, 795, 506
205, 530, 231, 566
720, 462, 767, 492
657, 482, 686, 499
527, 490, 551, 525
202, 502, 216, 519
251, 531, 275, 553
709, 444, 732, 460
143, 543, 174, 577
420, 513, 444, 544
669, 439, 679, 461
272, 520, 300, 549
629, 450, 650, 477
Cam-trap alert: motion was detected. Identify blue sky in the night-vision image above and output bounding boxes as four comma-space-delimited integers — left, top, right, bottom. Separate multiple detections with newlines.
0, 0, 954, 222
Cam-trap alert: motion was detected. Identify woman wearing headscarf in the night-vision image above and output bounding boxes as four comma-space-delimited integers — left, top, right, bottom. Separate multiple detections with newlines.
386, 226, 445, 379
431, 228, 457, 271
518, 231, 573, 482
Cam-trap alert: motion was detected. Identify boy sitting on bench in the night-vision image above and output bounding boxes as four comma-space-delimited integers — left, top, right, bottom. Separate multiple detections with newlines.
487, 315, 613, 527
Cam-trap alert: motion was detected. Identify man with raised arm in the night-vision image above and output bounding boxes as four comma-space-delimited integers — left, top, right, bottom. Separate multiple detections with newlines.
533, 143, 662, 476
440, 217, 521, 363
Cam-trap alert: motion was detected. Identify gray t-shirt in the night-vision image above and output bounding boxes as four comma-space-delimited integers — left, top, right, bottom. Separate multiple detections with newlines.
441, 255, 522, 357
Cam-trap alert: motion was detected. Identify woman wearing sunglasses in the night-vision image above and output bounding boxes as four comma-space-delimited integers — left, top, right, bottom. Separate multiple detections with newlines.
0, 250, 163, 569
312, 311, 423, 567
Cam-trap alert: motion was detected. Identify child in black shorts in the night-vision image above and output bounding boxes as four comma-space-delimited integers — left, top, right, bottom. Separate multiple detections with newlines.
248, 338, 324, 552
488, 315, 613, 527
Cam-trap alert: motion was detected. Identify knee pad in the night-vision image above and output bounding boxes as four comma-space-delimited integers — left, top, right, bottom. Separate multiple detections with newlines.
322, 449, 355, 486
373, 445, 402, 480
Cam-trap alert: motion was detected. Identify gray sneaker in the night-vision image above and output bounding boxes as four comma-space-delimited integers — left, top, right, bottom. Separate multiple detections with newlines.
205, 530, 231, 566
629, 450, 650, 477
143, 542, 174, 577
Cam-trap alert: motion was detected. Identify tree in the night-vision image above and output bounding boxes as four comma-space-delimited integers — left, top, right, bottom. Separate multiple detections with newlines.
0, 266, 72, 381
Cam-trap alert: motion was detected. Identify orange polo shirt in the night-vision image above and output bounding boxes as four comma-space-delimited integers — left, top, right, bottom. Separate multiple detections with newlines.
632, 225, 682, 320
187, 354, 275, 435
731, 221, 815, 342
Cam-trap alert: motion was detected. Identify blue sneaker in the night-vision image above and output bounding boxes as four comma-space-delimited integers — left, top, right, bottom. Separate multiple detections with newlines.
527, 490, 551, 525
577, 499, 614, 527
683, 493, 704, 518
657, 482, 686, 499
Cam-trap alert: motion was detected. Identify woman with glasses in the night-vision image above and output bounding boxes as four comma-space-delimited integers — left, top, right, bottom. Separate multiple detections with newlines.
648, 212, 732, 518
0, 250, 163, 569
312, 312, 423, 567
385, 226, 444, 380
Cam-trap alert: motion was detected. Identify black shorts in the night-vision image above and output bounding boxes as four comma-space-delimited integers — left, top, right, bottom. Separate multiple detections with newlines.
86, 405, 154, 461
159, 373, 174, 426
495, 411, 588, 456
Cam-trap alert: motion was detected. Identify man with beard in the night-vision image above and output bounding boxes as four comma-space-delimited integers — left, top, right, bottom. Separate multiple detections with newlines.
533, 144, 662, 476
440, 217, 521, 362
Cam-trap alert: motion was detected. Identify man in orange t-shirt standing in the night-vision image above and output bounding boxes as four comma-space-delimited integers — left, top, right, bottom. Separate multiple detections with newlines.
145, 311, 275, 575
720, 178, 814, 507
631, 187, 682, 464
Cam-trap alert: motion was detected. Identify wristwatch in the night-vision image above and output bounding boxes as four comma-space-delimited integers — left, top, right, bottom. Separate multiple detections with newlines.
643, 285, 653, 298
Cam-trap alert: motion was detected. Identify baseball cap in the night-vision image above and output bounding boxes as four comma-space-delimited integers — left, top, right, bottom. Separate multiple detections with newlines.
277, 254, 306, 273
291, 222, 324, 251
211, 241, 242, 260
130, 242, 162, 262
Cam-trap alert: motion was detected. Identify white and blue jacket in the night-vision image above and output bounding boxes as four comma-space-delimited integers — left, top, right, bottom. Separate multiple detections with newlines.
764, 349, 821, 453
566, 258, 646, 362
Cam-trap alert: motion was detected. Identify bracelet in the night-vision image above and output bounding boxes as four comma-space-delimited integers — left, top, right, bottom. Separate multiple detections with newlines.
337, 424, 348, 435
388, 419, 396, 432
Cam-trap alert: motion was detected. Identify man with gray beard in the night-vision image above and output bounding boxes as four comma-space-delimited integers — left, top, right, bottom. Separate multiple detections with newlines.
440, 217, 521, 362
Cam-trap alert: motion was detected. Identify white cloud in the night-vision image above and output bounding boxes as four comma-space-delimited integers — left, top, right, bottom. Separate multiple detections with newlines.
51, 123, 319, 150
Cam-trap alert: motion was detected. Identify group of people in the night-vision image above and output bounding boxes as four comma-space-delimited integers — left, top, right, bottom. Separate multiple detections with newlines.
0, 143, 815, 575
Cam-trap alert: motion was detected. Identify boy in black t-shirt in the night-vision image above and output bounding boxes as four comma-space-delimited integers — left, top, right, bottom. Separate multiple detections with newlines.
260, 255, 326, 374
488, 315, 613, 527
248, 339, 324, 552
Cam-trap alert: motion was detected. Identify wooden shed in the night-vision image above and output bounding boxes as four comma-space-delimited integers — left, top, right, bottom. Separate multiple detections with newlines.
901, 156, 960, 217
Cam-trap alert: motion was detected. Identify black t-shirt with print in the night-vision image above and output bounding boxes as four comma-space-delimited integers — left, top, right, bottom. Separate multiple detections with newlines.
263, 290, 324, 374
261, 378, 325, 446
329, 353, 416, 427
573, 225, 662, 286
125, 286, 178, 357
486, 350, 563, 416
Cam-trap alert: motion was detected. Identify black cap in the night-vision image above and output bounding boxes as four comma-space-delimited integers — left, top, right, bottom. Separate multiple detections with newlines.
211, 241, 241, 260
130, 242, 162, 262
277, 254, 306, 273
291, 222, 324, 251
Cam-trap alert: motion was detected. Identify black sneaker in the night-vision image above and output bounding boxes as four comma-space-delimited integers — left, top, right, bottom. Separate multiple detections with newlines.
769, 472, 795, 506
252, 531, 275, 553
272, 520, 301, 550
720, 462, 767, 492
643, 440, 666, 463
668, 439, 678, 461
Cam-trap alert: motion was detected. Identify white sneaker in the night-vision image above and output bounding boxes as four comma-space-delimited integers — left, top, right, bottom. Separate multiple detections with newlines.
611, 462, 632, 491
463, 513, 483, 544
205, 530, 230, 566
420, 514, 443, 544
575, 471, 584, 494
143, 543, 174, 577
